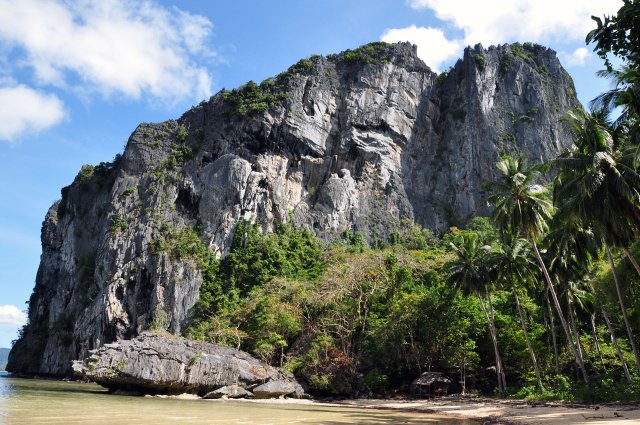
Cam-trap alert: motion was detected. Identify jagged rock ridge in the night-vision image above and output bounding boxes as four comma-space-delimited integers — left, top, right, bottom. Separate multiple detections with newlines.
8, 41, 579, 375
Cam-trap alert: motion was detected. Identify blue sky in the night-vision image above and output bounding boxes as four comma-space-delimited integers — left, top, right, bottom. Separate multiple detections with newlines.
0, 0, 622, 347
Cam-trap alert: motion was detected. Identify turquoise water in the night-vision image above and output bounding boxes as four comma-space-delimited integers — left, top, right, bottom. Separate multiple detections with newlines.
0, 376, 477, 424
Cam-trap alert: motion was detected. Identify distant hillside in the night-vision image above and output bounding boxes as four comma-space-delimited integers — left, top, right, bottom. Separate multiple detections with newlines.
0, 347, 9, 370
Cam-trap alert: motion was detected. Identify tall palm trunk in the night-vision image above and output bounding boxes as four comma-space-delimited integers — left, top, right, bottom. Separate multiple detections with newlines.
568, 303, 588, 373
477, 293, 505, 393
513, 287, 543, 390
546, 290, 560, 374
590, 313, 606, 371
623, 247, 640, 277
531, 237, 589, 384
605, 243, 640, 374
601, 304, 632, 384
486, 291, 507, 391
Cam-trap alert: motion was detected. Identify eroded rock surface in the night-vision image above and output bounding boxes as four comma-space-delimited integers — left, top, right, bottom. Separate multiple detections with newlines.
203, 385, 254, 399
9, 42, 579, 376
253, 380, 305, 399
72, 333, 303, 397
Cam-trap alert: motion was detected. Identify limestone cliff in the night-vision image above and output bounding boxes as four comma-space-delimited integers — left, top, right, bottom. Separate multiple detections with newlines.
8, 42, 579, 375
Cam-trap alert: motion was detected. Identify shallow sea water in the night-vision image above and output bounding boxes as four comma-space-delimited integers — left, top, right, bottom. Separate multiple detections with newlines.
0, 376, 477, 424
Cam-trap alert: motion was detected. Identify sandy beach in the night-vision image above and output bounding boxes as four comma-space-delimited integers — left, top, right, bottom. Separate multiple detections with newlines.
239, 396, 640, 424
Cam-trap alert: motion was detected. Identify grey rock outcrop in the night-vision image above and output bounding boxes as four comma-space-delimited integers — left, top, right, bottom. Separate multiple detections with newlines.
8, 41, 579, 376
72, 332, 303, 397
253, 380, 305, 399
203, 385, 254, 399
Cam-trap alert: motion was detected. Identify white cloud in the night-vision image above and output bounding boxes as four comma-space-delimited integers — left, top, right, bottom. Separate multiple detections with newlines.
0, 305, 27, 327
381, 25, 463, 72
405, 0, 620, 46
0, 0, 215, 103
389, 0, 619, 73
0, 85, 65, 142
561, 47, 591, 66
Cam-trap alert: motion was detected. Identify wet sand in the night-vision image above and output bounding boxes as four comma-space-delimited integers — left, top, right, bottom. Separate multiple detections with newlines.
239, 396, 640, 424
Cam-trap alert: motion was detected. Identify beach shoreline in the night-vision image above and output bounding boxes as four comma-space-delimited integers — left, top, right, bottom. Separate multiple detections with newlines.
7, 374, 639, 424
224, 395, 640, 424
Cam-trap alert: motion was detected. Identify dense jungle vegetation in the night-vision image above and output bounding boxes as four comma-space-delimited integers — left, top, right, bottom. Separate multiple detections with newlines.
186, 0, 640, 401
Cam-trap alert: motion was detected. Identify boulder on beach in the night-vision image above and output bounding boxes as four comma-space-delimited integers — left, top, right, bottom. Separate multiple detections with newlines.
203, 385, 254, 399
72, 332, 304, 398
253, 379, 305, 399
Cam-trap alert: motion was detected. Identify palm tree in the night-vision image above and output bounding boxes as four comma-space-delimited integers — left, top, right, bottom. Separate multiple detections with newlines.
544, 217, 597, 377
491, 155, 590, 383
591, 66, 640, 145
592, 284, 633, 384
589, 312, 606, 372
554, 108, 640, 251
564, 279, 593, 374
562, 108, 640, 233
547, 207, 634, 381
544, 289, 560, 374
553, 108, 640, 373
490, 234, 544, 390
447, 233, 507, 393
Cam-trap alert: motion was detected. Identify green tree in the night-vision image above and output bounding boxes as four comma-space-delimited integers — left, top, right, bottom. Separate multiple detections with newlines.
545, 217, 597, 370
447, 233, 507, 393
490, 235, 544, 390
597, 293, 633, 383
553, 108, 640, 373
491, 155, 590, 384
224, 220, 325, 295
587, 0, 640, 170
587, 0, 640, 71
241, 279, 305, 366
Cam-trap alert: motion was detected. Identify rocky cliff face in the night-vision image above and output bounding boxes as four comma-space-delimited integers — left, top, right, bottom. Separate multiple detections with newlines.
8, 42, 579, 375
